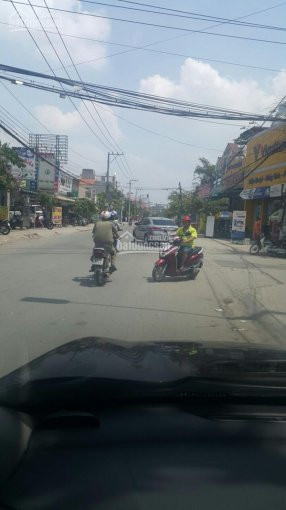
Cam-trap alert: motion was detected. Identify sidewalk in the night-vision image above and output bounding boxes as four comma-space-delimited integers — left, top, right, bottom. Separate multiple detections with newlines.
210, 237, 251, 253
0, 225, 93, 247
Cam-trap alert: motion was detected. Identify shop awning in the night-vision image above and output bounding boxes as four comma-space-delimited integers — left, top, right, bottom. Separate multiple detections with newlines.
55, 195, 75, 203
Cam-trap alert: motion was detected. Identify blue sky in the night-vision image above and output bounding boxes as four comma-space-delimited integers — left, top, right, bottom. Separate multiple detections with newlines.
1, 0, 286, 203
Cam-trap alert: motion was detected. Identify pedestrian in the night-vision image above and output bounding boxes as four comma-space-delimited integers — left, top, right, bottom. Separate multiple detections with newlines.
252, 216, 261, 241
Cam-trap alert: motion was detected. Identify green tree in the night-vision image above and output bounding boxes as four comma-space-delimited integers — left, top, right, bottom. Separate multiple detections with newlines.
73, 198, 97, 220
0, 142, 24, 190
36, 192, 56, 210
194, 157, 216, 186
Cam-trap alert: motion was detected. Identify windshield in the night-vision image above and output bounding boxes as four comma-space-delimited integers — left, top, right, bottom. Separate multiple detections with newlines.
153, 219, 176, 226
1, 0, 286, 408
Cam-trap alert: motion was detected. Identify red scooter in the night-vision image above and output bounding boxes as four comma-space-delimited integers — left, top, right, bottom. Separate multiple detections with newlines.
152, 238, 204, 282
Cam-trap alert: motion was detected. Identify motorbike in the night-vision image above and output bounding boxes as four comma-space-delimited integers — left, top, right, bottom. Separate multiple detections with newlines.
250, 234, 286, 258
34, 218, 54, 230
152, 238, 204, 282
10, 215, 23, 230
91, 247, 111, 286
0, 219, 11, 235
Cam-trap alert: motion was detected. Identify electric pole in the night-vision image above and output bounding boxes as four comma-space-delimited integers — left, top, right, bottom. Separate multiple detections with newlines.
178, 181, 183, 220
106, 152, 124, 202
128, 179, 138, 221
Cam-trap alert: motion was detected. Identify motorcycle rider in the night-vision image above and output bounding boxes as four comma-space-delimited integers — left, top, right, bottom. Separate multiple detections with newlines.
91, 211, 119, 272
175, 215, 197, 271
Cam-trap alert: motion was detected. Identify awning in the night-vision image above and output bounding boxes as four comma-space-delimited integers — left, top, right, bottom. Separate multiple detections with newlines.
55, 195, 75, 203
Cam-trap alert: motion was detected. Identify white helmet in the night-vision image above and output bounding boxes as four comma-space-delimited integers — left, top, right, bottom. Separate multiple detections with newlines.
100, 210, 111, 220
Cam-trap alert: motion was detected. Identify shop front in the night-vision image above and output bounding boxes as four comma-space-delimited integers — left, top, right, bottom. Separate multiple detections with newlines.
242, 125, 286, 239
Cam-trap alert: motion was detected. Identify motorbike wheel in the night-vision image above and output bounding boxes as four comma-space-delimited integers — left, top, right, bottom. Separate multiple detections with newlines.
46, 222, 54, 230
0, 225, 11, 235
250, 243, 260, 255
152, 266, 165, 282
187, 269, 199, 280
95, 270, 105, 286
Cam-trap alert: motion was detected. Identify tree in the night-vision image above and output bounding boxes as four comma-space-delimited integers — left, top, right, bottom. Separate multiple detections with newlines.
194, 157, 216, 186
36, 192, 56, 210
0, 142, 24, 190
73, 198, 97, 220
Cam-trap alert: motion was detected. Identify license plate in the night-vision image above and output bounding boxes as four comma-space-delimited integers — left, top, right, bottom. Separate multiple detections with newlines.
94, 259, 104, 265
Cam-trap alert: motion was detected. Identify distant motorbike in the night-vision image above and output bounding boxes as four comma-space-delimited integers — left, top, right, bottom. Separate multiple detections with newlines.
250, 234, 286, 258
0, 219, 11, 235
91, 247, 111, 286
152, 237, 204, 282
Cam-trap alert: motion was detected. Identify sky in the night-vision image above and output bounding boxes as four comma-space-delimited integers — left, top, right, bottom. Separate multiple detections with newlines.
1, 0, 286, 204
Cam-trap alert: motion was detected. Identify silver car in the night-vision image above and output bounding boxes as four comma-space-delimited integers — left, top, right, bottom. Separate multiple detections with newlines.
133, 217, 178, 243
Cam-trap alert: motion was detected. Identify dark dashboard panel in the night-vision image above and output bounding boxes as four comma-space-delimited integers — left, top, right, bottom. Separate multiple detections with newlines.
1, 405, 286, 510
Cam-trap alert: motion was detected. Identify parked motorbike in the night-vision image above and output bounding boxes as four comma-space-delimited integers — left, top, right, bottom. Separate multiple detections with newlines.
10, 215, 23, 230
34, 217, 54, 230
152, 238, 204, 282
250, 234, 286, 258
0, 219, 11, 235
91, 247, 111, 286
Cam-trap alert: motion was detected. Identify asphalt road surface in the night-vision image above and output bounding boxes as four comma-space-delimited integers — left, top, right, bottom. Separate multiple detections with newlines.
1, 228, 286, 377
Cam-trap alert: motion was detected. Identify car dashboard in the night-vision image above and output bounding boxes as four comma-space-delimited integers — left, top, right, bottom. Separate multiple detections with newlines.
1, 402, 286, 509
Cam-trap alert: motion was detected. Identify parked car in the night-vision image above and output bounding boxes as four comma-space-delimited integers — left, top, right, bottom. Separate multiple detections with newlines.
133, 217, 178, 243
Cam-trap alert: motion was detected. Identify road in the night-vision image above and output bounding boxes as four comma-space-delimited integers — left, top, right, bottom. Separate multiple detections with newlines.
1, 228, 286, 377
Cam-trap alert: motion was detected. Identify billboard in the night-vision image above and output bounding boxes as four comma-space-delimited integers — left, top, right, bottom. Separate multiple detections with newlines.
38, 153, 56, 191
244, 125, 286, 189
10, 147, 36, 180
57, 170, 73, 195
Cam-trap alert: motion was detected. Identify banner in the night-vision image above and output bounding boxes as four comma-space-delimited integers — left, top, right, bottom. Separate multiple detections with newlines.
38, 153, 56, 191
231, 210, 246, 241
52, 207, 62, 225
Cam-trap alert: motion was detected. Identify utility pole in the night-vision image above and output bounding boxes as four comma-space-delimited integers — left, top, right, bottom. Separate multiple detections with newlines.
178, 182, 183, 222
106, 152, 124, 203
128, 179, 138, 221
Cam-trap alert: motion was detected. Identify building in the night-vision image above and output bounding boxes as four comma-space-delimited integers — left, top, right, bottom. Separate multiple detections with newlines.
80, 170, 116, 196
241, 123, 286, 237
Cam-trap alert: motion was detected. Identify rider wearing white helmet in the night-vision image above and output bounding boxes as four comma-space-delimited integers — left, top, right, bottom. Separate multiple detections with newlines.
92, 210, 119, 271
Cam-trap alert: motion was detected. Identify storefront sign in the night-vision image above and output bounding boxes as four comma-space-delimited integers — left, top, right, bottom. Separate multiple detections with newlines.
197, 184, 211, 198
240, 188, 256, 200
231, 210, 246, 240
58, 170, 73, 195
269, 184, 283, 197
219, 143, 245, 191
52, 207, 62, 225
244, 125, 286, 189
38, 153, 56, 191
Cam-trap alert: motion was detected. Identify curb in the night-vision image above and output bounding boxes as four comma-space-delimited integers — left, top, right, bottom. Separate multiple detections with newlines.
0, 226, 92, 247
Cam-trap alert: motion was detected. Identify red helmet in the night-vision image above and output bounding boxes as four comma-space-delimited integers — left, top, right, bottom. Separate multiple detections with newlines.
182, 215, 190, 222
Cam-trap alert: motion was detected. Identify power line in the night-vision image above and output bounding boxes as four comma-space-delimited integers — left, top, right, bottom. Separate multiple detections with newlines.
1, 19, 284, 75
3, 0, 286, 46
1, 64, 283, 122
77, 0, 286, 32
41, 0, 133, 179
0, 81, 102, 167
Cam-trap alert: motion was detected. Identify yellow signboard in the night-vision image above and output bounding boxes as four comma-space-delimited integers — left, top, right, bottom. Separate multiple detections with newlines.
244, 125, 286, 189
52, 207, 62, 225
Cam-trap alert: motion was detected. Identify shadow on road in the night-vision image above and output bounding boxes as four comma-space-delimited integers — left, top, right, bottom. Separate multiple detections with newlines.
73, 276, 112, 287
